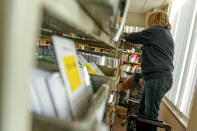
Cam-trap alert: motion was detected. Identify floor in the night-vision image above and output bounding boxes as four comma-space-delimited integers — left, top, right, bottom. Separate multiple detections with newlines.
112, 106, 127, 131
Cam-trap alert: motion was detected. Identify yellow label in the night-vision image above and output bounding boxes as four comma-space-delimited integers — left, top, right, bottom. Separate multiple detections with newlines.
84, 63, 96, 75
63, 56, 82, 92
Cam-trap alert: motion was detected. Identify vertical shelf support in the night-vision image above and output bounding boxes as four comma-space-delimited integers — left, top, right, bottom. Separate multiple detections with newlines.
0, 0, 41, 131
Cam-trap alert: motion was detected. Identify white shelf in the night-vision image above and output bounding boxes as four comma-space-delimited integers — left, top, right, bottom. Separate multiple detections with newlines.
63, 35, 116, 49
42, 0, 115, 48
0, 0, 123, 131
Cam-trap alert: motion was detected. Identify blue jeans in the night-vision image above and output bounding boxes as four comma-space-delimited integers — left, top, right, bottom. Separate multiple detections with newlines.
137, 76, 173, 131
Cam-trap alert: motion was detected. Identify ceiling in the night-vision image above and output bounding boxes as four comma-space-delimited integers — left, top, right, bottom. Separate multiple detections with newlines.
128, 0, 166, 14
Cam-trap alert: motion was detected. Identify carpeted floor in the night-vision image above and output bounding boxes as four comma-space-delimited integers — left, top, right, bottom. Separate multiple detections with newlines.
112, 106, 127, 131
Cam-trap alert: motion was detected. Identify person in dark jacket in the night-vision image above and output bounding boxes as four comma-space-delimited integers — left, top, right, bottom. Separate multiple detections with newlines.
118, 11, 174, 131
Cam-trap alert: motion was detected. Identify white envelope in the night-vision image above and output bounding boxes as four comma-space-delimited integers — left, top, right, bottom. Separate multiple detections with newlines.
30, 68, 56, 117
46, 72, 72, 120
52, 35, 93, 119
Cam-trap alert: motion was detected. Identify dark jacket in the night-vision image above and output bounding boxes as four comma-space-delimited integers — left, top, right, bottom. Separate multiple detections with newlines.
125, 26, 174, 80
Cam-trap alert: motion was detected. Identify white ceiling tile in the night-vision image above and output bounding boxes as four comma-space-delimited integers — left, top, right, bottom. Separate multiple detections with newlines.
142, 0, 165, 13
129, 0, 146, 13
129, 0, 146, 8
129, 8, 141, 13
142, 8, 153, 13
128, 0, 166, 14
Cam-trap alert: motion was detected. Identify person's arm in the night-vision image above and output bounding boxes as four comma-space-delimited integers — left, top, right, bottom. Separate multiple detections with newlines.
117, 77, 135, 92
122, 76, 135, 90
124, 28, 153, 44
139, 78, 145, 90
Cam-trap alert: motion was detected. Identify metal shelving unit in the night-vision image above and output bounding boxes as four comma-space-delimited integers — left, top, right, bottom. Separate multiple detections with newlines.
42, 0, 112, 45
63, 35, 116, 49
124, 61, 141, 65
41, 31, 116, 49
123, 52, 142, 56
0, 0, 131, 131
33, 84, 110, 131
41, 0, 120, 49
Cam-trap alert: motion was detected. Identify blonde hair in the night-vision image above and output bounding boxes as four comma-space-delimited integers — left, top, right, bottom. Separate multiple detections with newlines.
146, 11, 171, 30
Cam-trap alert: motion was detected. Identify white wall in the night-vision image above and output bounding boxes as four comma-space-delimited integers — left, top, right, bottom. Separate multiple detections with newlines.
187, 81, 197, 131
125, 12, 146, 27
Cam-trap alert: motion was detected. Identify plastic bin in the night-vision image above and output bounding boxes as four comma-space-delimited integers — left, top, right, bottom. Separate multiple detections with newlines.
91, 65, 122, 128
32, 84, 109, 131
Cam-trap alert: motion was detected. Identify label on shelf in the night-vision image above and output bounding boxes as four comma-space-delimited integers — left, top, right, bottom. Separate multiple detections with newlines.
84, 63, 97, 75
63, 56, 82, 92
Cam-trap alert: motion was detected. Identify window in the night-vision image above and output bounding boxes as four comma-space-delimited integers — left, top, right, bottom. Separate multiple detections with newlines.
166, 0, 197, 118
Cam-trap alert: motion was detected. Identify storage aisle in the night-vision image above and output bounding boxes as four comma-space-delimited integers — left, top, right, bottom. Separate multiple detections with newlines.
0, 0, 130, 131
112, 107, 127, 131
0, 0, 174, 131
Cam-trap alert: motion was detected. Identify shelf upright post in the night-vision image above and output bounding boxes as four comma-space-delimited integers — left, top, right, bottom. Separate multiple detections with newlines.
0, 0, 41, 131
114, 42, 120, 58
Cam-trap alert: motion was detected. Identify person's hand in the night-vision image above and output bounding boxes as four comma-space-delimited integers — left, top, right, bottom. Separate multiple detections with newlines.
135, 66, 141, 73
117, 83, 125, 93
